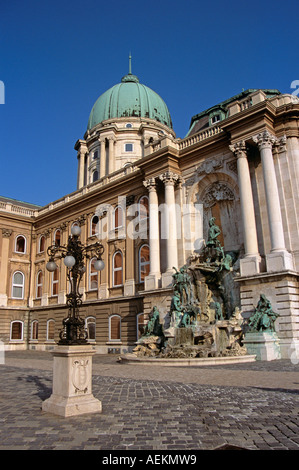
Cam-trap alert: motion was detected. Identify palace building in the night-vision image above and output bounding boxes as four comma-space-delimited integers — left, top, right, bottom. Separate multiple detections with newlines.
1, 66, 299, 359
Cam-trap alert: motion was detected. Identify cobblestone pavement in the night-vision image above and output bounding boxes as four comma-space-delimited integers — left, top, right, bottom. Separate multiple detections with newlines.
1, 351, 299, 451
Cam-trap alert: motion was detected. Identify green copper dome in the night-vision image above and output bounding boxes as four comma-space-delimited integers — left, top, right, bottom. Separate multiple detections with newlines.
87, 72, 172, 130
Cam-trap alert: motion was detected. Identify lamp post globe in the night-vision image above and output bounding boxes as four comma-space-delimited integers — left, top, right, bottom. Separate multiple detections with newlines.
71, 225, 81, 236
94, 259, 105, 271
46, 260, 58, 272
64, 255, 76, 268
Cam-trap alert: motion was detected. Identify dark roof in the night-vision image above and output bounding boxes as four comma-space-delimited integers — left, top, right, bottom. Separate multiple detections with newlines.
186, 89, 281, 137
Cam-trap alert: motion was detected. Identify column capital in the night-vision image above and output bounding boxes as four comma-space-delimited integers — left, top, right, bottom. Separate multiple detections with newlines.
229, 140, 247, 158
159, 171, 179, 186
253, 130, 276, 150
276, 135, 287, 153
143, 177, 157, 191
2, 228, 12, 238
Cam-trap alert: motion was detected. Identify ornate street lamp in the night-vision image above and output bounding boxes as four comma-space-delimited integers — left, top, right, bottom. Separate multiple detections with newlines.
46, 224, 104, 345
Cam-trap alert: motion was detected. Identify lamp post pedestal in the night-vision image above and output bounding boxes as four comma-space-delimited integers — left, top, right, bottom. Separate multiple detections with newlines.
42, 345, 102, 417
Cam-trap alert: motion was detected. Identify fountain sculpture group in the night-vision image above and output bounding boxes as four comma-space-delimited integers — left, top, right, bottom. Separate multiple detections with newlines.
133, 217, 280, 361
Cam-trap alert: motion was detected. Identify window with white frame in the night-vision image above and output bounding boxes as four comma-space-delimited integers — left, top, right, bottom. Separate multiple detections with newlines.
39, 235, 46, 253
15, 235, 26, 253
12, 271, 25, 299
54, 229, 61, 246
91, 215, 99, 236
36, 271, 43, 298
210, 114, 221, 125
139, 244, 150, 283
89, 257, 98, 290
109, 315, 121, 341
47, 319, 55, 341
125, 143, 133, 152
86, 316, 96, 341
51, 269, 59, 296
112, 251, 123, 287
31, 320, 38, 340
10, 320, 23, 341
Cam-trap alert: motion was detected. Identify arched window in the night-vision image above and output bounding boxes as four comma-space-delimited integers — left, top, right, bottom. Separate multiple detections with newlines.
91, 215, 99, 236
12, 271, 25, 299
36, 271, 43, 298
92, 170, 99, 182
51, 269, 59, 296
109, 315, 121, 341
86, 316, 96, 341
15, 235, 26, 253
113, 251, 123, 287
47, 319, 55, 341
39, 235, 45, 253
31, 320, 38, 340
54, 229, 61, 246
114, 206, 124, 229
139, 244, 150, 283
89, 258, 98, 290
10, 321, 23, 341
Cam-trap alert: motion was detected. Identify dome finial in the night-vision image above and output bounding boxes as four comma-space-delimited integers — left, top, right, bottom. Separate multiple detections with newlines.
129, 53, 132, 74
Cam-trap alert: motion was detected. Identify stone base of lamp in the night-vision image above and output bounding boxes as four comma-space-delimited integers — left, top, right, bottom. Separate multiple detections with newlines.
243, 331, 281, 361
42, 344, 102, 417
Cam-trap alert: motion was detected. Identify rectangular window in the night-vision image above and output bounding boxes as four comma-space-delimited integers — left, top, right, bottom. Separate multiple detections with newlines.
125, 143, 133, 152
52, 270, 59, 296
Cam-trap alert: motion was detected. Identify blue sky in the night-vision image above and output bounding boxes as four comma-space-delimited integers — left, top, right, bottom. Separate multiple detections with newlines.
0, 0, 298, 206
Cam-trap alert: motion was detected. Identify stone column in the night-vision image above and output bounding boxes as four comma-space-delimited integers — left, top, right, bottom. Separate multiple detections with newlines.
76, 140, 87, 189
253, 130, 293, 272
108, 137, 115, 174
159, 171, 179, 287
143, 178, 161, 289
99, 138, 106, 178
229, 141, 261, 275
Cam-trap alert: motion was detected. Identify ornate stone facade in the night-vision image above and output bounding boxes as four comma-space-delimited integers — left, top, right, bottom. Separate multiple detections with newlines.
0, 85, 299, 359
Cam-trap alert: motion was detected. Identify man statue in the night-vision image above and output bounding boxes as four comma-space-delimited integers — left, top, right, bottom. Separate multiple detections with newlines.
249, 294, 279, 332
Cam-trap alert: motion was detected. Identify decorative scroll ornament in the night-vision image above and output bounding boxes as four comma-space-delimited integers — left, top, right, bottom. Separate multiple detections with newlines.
202, 182, 235, 208
197, 157, 223, 174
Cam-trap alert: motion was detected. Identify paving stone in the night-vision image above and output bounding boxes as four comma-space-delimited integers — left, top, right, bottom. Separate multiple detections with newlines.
0, 351, 299, 450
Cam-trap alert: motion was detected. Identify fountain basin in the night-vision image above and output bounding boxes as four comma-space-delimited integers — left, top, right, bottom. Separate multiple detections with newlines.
118, 353, 256, 366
